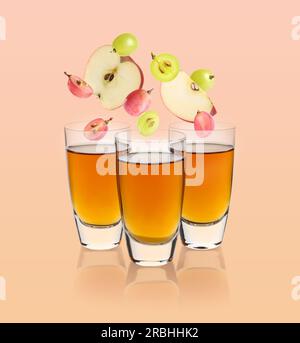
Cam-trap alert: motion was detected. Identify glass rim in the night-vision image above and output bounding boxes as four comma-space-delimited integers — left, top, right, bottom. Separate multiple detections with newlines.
115, 129, 186, 143
169, 120, 235, 132
64, 119, 129, 132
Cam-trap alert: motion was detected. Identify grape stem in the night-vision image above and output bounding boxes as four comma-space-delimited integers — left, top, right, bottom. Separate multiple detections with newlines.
151, 52, 156, 60
64, 71, 71, 78
105, 117, 113, 125
147, 88, 154, 94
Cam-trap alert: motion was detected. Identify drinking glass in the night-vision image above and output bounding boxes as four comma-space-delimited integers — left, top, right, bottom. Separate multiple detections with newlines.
116, 130, 185, 266
65, 120, 128, 250
170, 121, 235, 250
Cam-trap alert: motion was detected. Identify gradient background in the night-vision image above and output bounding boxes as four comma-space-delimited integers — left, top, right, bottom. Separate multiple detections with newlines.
0, 0, 300, 322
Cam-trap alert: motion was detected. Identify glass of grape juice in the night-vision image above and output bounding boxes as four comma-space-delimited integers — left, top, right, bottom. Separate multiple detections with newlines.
65, 120, 128, 250
169, 121, 235, 250
116, 130, 185, 266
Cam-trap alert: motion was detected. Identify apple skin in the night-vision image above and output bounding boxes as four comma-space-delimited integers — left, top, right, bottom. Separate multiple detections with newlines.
210, 105, 217, 116
121, 56, 144, 90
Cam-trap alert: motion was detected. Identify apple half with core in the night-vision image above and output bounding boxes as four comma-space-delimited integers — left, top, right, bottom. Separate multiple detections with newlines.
84, 45, 144, 110
161, 71, 215, 122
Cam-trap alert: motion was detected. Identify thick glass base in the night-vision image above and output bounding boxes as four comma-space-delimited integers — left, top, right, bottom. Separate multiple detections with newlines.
75, 214, 123, 250
125, 230, 178, 267
180, 213, 228, 250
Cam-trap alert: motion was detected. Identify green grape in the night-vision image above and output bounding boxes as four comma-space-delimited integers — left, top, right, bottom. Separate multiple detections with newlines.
190, 69, 215, 91
112, 33, 138, 56
150, 53, 180, 82
137, 111, 160, 136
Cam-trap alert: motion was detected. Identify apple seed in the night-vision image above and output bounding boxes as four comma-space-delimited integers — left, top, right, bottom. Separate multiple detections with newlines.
104, 73, 111, 81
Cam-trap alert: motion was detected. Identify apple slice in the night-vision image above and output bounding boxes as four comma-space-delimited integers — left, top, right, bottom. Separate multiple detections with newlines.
161, 71, 214, 122
84, 45, 143, 110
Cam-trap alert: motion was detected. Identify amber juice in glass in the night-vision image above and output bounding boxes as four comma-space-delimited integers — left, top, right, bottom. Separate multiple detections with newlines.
65, 121, 128, 250
118, 152, 184, 244
116, 130, 185, 266
183, 143, 234, 224
170, 122, 235, 250
67, 145, 120, 226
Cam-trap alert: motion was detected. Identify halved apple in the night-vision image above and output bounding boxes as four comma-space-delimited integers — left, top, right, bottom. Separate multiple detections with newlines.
161, 71, 214, 122
84, 45, 143, 110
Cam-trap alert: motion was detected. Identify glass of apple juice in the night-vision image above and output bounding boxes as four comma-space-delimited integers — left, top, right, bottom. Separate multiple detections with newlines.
116, 130, 185, 266
65, 120, 128, 250
170, 121, 235, 250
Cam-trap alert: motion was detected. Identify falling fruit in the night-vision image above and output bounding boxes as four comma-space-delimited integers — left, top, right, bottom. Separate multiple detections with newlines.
137, 111, 160, 136
194, 111, 215, 137
84, 46, 144, 110
64, 72, 93, 98
150, 53, 180, 82
124, 88, 153, 116
112, 33, 138, 56
190, 69, 215, 91
84, 117, 113, 141
161, 71, 214, 122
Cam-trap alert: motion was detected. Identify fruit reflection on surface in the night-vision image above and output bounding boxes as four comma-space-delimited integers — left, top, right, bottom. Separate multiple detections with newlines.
177, 247, 229, 307
118, 152, 184, 244
67, 144, 121, 226
183, 144, 234, 224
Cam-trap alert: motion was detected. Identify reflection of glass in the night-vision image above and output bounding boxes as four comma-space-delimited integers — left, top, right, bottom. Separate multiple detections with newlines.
124, 262, 179, 315
170, 122, 235, 249
177, 247, 229, 308
65, 121, 128, 250
116, 130, 185, 266
75, 247, 126, 304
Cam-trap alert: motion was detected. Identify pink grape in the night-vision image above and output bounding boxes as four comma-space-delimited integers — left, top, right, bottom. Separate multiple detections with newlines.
84, 117, 112, 141
64, 72, 93, 98
124, 88, 153, 116
194, 111, 215, 137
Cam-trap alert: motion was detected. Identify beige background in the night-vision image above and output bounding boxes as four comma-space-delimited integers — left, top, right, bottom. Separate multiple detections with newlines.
1, 0, 300, 322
